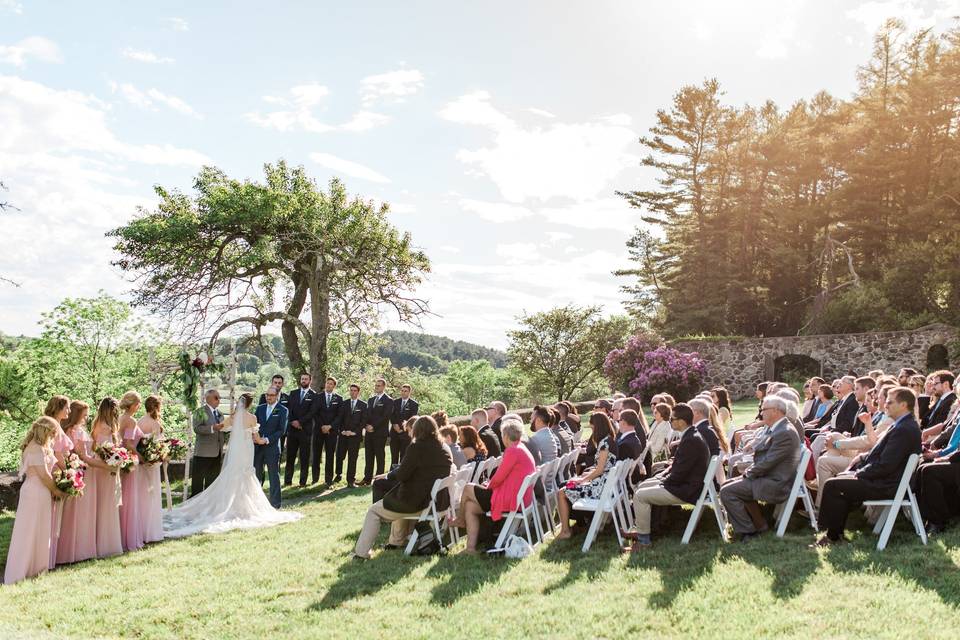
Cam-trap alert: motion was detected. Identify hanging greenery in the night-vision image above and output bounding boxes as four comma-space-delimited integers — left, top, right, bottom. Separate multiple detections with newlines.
178, 351, 225, 422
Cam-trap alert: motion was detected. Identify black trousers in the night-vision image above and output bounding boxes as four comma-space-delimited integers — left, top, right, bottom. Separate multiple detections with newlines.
819, 476, 893, 540
389, 429, 411, 467
312, 427, 338, 484
190, 454, 221, 496
363, 426, 389, 482
284, 424, 312, 486
336, 435, 362, 484
919, 461, 960, 526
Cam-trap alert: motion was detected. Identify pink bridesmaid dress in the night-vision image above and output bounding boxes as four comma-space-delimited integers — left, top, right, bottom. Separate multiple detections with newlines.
55, 425, 98, 565
119, 422, 145, 552
136, 416, 165, 543
4, 442, 56, 584
49, 425, 74, 569
92, 428, 123, 558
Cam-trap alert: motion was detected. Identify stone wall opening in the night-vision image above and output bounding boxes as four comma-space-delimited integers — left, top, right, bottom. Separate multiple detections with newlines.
774, 354, 822, 387
926, 344, 949, 371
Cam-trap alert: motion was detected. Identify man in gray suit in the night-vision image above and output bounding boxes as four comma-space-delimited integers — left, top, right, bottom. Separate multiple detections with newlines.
191, 388, 226, 496
720, 395, 801, 542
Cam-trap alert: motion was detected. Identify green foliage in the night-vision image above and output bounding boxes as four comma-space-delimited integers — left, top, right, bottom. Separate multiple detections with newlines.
378, 330, 507, 373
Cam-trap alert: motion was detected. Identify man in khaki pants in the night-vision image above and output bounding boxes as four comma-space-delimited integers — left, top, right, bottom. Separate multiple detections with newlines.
624, 403, 710, 551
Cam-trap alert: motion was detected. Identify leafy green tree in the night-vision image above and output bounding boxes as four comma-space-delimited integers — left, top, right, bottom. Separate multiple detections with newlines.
507, 305, 633, 401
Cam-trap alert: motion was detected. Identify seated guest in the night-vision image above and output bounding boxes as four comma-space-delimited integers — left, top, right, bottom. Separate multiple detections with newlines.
353, 416, 453, 559
925, 371, 956, 428
921, 373, 959, 443
372, 416, 419, 502
919, 374, 939, 428
811, 377, 872, 460
712, 387, 734, 432
458, 425, 488, 467
720, 396, 800, 542
919, 409, 960, 534
805, 376, 858, 441
526, 406, 560, 467
624, 403, 709, 550
617, 409, 651, 479
554, 401, 581, 440
440, 425, 467, 468
814, 384, 835, 419
689, 398, 722, 459
484, 401, 507, 451
548, 406, 574, 455
451, 420, 535, 553
814, 386, 922, 547
648, 403, 677, 468
472, 408, 502, 458
556, 413, 620, 540
774, 388, 806, 442
908, 374, 926, 404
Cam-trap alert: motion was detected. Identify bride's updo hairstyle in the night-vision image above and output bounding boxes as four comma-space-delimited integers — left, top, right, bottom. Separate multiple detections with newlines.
239, 393, 254, 409
411, 415, 441, 445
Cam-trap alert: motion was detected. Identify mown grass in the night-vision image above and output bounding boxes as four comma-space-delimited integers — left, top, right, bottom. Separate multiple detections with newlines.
0, 400, 957, 639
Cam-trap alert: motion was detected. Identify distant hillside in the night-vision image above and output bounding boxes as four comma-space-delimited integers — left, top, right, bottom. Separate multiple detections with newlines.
378, 330, 507, 373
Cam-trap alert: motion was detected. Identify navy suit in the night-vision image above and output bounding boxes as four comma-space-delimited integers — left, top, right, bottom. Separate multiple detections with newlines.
336, 398, 368, 485
254, 402, 288, 508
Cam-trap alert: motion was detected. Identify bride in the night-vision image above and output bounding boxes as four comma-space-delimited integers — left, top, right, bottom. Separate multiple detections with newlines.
163, 393, 302, 538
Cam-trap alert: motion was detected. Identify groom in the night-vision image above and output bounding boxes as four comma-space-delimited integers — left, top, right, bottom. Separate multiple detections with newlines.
255, 386, 288, 508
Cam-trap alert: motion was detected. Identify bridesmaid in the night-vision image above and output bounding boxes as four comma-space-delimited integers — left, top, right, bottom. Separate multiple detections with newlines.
91, 397, 123, 558
4, 417, 67, 584
43, 395, 74, 568
119, 391, 145, 552
57, 400, 105, 565
136, 394, 165, 544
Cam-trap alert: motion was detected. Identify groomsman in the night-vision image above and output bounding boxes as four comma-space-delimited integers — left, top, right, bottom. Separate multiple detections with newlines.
259, 374, 290, 455
191, 389, 226, 496
335, 384, 367, 487
390, 384, 419, 466
284, 372, 317, 487
360, 378, 393, 485
313, 376, 343, 485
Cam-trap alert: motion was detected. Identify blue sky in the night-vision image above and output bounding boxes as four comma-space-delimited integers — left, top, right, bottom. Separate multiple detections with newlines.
2, 0, 959, 348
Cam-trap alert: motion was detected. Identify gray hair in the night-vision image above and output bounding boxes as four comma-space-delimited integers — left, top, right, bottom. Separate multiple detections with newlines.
774, 388, 801, 420
841, 376, 856, 387
204, 388, 220, 400
688, 398, 712, 419
500, 418, 524, 444
762, 395, 788, 415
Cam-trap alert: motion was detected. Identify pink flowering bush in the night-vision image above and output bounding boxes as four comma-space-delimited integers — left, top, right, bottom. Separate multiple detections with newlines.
604, 335, 708, 402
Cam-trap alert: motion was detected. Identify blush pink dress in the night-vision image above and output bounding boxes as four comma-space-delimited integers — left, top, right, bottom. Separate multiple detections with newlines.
92, 426, 123, 558
4, 442, 56, 584
119, 421, 145, 552
136, 416, 165, 543
48, 424, 74, 568
55, 425, 98, 565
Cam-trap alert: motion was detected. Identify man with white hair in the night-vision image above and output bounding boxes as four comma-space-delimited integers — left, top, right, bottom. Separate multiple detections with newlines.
806, 376, 859, 439
689, 398, 720, 457
720, 395, 801, 542
774, 388, 806, 441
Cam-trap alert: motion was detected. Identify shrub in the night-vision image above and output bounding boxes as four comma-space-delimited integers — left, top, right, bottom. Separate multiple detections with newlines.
602, 333, 663, 393
605, 340, 707, 403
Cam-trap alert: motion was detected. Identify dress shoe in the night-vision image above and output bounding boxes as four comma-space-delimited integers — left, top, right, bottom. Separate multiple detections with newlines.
382, 543, 402, 551
809, 535, 845, 549
333, 475, 342, 483
739, 532, 761, 543
927, 523, 948, 536
357, 479, 371, 487
347, 482, 356, 488
298, 483, 307, 489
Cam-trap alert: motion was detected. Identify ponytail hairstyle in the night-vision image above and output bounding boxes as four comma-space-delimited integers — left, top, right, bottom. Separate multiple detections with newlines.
119, 390, 142, 413
144, 394, 163, 420
93, 397, 121, 442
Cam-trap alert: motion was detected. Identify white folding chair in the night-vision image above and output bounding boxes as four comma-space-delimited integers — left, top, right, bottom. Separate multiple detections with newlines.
618, 453, 647, 532
681, 455, 729, 544
774, 447, 818, 537
538, 458, 562, 535
572, 461, 630, 552
475, 456, 502, 483
491, 468, 543, 549
403, 474, 457, 555
863, 453, 927, 551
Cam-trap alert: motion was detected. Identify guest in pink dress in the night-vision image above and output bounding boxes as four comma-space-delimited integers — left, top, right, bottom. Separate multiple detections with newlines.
91, 397, 123, 558
57, 400, 104, 565
119, 391, 145, 552
42, 395, 74, 568
4, 417, 67, 584
136, 394, 165, 544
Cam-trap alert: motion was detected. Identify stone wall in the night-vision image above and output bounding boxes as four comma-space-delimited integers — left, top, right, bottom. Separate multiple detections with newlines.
673, 323, 959, 399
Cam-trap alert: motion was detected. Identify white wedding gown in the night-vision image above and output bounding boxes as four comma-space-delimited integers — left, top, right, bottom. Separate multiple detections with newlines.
163, 402, 302, 538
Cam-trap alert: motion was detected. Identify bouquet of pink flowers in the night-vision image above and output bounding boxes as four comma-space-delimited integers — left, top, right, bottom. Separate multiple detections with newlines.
165, 438, 188, 461
137, 437, 170, 465
53, 452, 86, 497
95, 442, 137, 474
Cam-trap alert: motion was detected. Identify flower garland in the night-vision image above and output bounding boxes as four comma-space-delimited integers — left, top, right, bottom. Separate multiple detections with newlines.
178, 351, 225, 422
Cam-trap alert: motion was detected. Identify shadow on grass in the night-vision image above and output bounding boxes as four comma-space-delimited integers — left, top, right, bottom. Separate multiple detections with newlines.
537, 534, 618, 595
310, 554, 419, 610
425, 552, 519, 605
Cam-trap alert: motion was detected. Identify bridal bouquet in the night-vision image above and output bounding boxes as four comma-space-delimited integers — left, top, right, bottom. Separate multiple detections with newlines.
95, 442, 137, 474
165, 438, 188, 460
137, 437, 170, 465
53, 453, 87, 497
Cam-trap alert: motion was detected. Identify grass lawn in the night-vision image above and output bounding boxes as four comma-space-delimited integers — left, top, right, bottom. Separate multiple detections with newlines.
1, 400, 958, 639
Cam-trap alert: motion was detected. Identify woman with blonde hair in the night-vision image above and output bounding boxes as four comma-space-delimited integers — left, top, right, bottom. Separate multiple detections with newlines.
136, 394, 165, 543
57, 400, 106, 565
117, 391, 145, 551
43, 394, 75, 469
90, 397, 124, 558
4, 417, 66, 584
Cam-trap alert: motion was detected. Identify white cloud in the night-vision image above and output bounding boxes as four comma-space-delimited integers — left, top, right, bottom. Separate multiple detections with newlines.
1, 0, 23, 14
164, 17, 189, 31
495, 242, 540, 264
545, 231, 573, 243
110, 81, 201, 118
538, 197, 639, 231
459, 198, 535, 223
121, 47, 174, 64
527, 107, 556, 118
0, 36, 62, 66
439, 91, 638, 203
439, 245, 460, 253
246, 83, 390, 133
309, 152, 391, 183
360, 68, 424, 106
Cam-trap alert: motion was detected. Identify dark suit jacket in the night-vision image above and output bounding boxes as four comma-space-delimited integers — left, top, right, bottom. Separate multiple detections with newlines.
616, 430, 651, 481
254, 403, 288, 454
478, 425, 502, 458
662, 427, 710, 504
367, 394, 394, 431
918, 395, 932, 427
817, 393, 861, 433
383, 439, 453, 513
287, 386, 318, 431
258, 391, 290, 433
802, 399, 821, 423
315, 391, 343, 430
695, 420, 720, 457
925, 392, 956, 430
852, 414, 922, 492
391, 397, 419, 440
490, 416, 504, 450
338, 398, 368, 437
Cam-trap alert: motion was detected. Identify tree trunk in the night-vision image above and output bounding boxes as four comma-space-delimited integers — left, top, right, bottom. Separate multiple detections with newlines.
309, 256, 332, 382
281, 273, 309, 375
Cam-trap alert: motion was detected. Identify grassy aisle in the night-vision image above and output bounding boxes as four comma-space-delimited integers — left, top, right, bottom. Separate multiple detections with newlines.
0, 400, 956, 639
